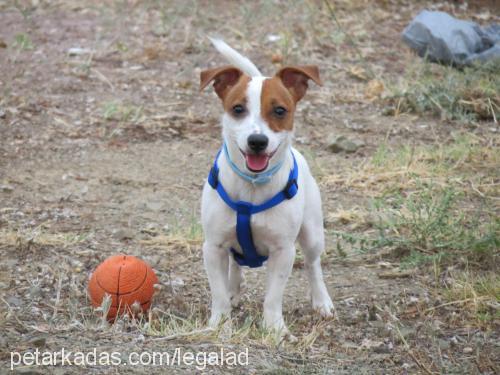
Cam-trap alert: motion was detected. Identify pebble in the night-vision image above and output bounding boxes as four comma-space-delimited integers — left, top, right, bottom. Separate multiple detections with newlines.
29, 336, 47, 348
0, 184, 14, 192
438, 339, 450, 350
328, 135, 365, 153
112, 228, 134, 240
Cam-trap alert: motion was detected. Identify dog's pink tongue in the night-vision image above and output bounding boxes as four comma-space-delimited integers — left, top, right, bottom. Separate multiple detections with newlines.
246, 154, 269, 172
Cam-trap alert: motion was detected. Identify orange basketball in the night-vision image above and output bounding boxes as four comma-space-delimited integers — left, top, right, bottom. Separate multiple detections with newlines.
88, 254, 158, 320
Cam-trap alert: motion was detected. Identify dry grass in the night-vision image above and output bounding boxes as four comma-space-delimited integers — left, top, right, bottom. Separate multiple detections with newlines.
442, 271, 500, 325
0, 227, 90, 249
321, 133, 500, 199
384, 60, 500, 123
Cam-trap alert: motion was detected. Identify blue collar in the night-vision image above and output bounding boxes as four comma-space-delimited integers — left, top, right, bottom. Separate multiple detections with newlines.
207, 147, 299, 268
222, 143, 284, 185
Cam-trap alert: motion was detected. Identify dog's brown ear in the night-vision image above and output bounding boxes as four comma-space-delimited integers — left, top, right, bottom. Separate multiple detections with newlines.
276, 65, 322, 102
200, 66, 243, 100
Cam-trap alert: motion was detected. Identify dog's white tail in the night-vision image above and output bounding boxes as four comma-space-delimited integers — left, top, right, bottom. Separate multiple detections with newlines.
209, 37, 262, 77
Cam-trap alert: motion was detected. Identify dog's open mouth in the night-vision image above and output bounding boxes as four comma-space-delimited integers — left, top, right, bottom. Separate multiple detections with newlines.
245, 153, 270, 172
241, 147, 278, 173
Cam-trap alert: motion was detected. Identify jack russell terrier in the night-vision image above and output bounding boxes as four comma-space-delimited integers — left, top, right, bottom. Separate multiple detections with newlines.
200, 38, 334, 333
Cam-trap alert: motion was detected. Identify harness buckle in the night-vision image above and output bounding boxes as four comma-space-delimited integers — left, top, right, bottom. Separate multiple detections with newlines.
283, 178, 298, 199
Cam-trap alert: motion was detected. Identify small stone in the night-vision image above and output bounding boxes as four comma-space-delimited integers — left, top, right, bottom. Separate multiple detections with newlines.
29, 336, 46, 348
29, 286, 42, 299
463, 347, 473, 354
0, 184, 14, 192
395, 326, 416, 343
341, 340, 358, 350
112, 228, 134, 240
379, 269, 413, 279
67, 47, 92, 56
328, 135, 364, 153
438, 339, 450, 350
382, 106, 396, 116
145, 201, 164, 212
6, 295, 22, 307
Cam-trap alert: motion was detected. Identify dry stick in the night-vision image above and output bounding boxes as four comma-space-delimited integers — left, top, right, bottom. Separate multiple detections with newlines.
488, 98, 497, 124
423, 297, 488, 313
322, 0, 376, 80
395, 325, 435, 375
408, 350, 436, 375
52, 272, 64, 319
151, 327, 215, 341
92, 68, 115, 92
1, 296, 26, 328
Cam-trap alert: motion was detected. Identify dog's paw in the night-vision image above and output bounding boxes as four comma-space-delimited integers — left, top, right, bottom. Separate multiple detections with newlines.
263, 312, 287, 333
229, 276, 245, 308
208, 311, 230, 328
230, 293, 242, 308
263, 320, 297, 342
312, 296, 335, 318
229, 282, 245, 307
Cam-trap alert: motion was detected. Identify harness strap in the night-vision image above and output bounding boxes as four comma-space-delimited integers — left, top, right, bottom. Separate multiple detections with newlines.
207, 147, 298, 268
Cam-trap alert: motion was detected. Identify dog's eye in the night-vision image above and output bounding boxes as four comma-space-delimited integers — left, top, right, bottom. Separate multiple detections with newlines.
232, 104, 246, 116
273, 106, 287, 118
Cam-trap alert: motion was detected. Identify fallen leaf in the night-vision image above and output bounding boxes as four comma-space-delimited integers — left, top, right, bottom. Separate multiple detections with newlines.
348, 66, 368, 81
365, 79, 384, 100
271, 53, 283, 64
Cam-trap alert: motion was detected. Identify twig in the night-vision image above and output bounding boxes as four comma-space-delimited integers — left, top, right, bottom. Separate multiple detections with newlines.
1, 296, 26, 328
395, 325, 435, 375
150, 327, 215, 341
408, 349, 435, 375
52, 272, 64, 319
91, 68, 115, 91
423, 297, 488, 313
488, 98, 497, 124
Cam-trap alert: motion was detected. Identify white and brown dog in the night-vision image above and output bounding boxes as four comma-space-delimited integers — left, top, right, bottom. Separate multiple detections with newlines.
200, 38, 333, 333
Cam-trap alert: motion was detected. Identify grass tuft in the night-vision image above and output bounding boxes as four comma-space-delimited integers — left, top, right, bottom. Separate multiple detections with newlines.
384, 60, 500, 123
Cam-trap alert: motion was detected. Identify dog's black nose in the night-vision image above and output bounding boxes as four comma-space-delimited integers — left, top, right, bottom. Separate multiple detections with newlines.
247, 134, 268, 153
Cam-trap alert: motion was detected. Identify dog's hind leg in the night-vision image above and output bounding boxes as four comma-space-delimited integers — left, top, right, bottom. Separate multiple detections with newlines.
298, 180, 334, 318
203, 241, 231, 327
228, 256, 245, 307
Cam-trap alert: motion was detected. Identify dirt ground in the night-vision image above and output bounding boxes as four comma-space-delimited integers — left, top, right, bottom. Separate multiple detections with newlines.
0, 0, 498, 374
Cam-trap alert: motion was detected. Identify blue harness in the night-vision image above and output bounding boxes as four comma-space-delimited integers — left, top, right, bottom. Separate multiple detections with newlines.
207, 148, 299, 268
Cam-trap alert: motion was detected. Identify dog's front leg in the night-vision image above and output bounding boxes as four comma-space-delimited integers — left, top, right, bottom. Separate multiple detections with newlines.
228, 256, 244, 307
203, 241, 231, 327
263, 245, 295, 333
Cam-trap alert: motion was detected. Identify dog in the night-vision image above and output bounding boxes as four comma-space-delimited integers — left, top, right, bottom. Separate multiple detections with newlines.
200, 38, 333, 333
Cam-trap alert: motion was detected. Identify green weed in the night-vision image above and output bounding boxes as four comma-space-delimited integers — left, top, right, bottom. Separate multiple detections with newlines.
13, 33, 33, 50
333, 185, 499, 269
102, 101, 143, 123
385, 60, 500, 123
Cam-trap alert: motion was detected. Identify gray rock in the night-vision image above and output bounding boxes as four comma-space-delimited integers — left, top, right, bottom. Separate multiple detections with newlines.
0, 184, 14, 192
145, 201, 164, 212
29, 336, 47, 348
112, 228, 134, 240
328, 135, 365, 153
438, 339, 450, 350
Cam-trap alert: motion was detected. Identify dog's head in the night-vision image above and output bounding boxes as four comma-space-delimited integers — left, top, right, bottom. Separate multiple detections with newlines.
200, 66, 321, 173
